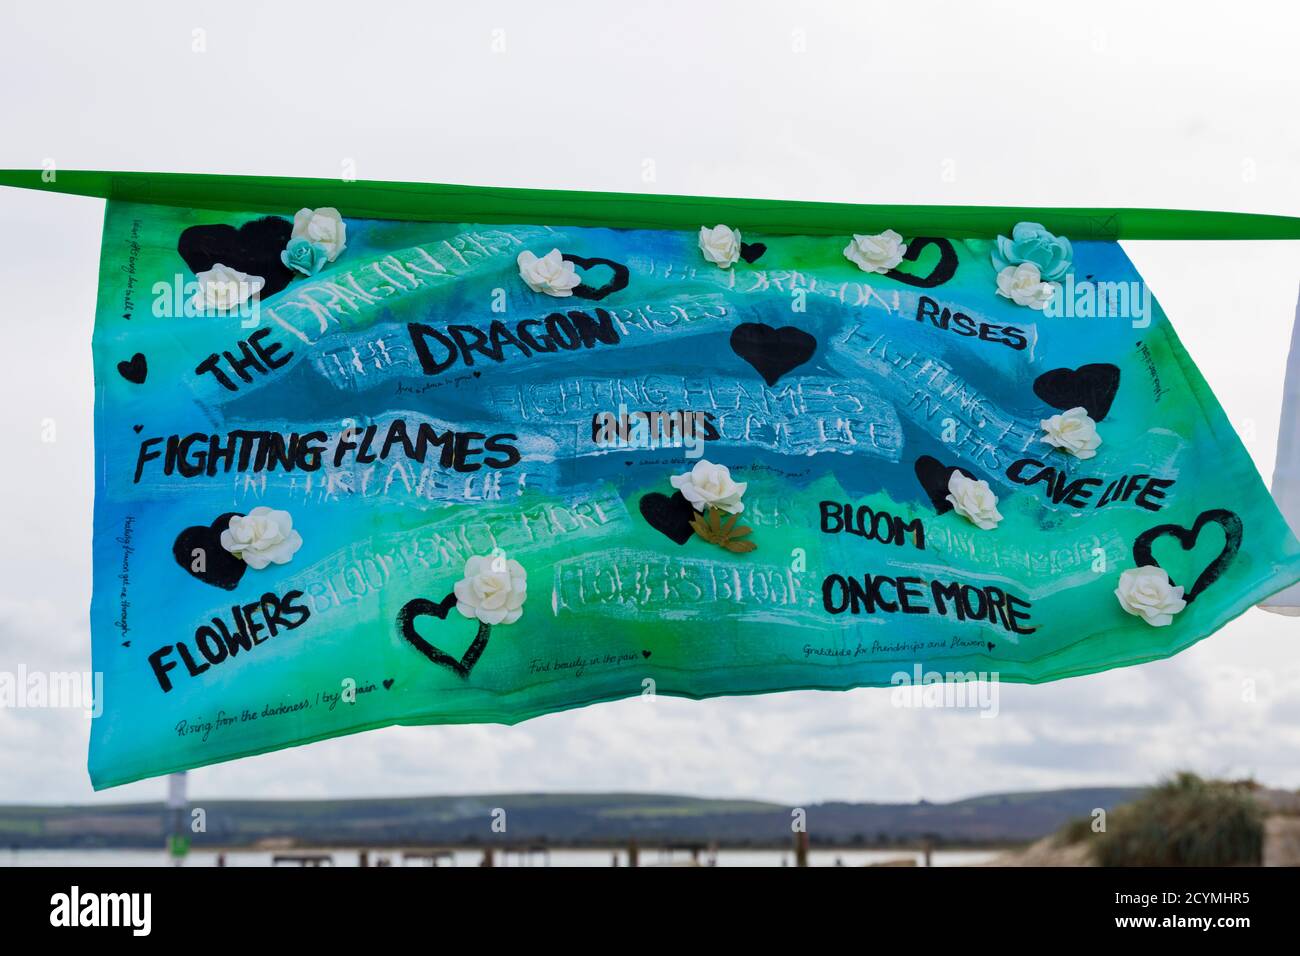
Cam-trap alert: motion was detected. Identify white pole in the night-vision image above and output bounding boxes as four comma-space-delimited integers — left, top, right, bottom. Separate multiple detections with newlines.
165, 771, 188, 866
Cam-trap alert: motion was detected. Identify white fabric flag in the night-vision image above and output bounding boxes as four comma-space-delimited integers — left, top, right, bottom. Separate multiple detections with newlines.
1259, 286, 1300, 614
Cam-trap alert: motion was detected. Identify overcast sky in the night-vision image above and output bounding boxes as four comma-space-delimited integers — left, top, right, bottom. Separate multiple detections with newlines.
1, 1, 1298, 807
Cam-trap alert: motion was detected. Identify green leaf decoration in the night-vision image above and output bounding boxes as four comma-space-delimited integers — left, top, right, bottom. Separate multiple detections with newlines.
690, 507, 757, 553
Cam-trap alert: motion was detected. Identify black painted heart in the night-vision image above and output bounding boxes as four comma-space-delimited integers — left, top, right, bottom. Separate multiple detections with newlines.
729, 322, 817, 386
884, 237, 958, 288
1132, 509, 1243, 604
397, 593, 491, 678
382, 678, 394, 690
739, 242, 767, 264
173, 512, 247, 590
178, 216, 296, 299
639, 491, 697, 545
117, 353, 147, 385
561, 253, 629, 301
913, 455, 976, 514
1033, 363, 1120, 421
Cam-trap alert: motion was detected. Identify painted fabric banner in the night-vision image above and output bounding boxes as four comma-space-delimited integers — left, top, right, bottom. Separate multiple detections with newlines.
87, 195, 1300, 789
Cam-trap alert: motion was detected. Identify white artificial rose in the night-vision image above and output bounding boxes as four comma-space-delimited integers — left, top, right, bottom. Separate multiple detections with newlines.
995, 262, 1057, 310
945, 471, 1003, 530
219, 506, 303, 570
191, 263, 265, 312
1115, 566, 1186, 627
291, 207, 347, 261
670, 460, 748, 515
1040, 406, 1102, 460
516, 249, 582, 296
843, 229, 907, 273
698, 224, 741, 268
453, 553, 528, 626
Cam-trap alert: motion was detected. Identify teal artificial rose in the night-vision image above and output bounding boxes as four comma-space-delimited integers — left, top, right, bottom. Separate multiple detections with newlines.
280, 238, 328, 277
990, 222, 1073, 282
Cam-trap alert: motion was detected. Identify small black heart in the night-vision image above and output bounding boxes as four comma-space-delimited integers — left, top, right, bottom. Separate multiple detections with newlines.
173, 512, 247, 590
639, 491, 697, 545
132, 424, 144, 433
561, 253, 630, 301
729, 323, 817, 386
122, 641, 131, 648
913, 455, 976, 514
642, 650, 652, 659
383, 678, 394, 690
178, 216, 296, 299
739, 242, 767, 264
1033, 364, 1121, 422
987, 642, 995, 652
1132, 509, 1243, 604
117, 353, 147, 385
397, 593, 491, 678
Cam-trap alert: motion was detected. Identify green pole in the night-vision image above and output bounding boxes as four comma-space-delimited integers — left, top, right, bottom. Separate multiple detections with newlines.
2, 169, 1298, 240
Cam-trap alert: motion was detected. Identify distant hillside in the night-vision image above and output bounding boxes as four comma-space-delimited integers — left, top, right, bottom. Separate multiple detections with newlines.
0, 788, 1144, 849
